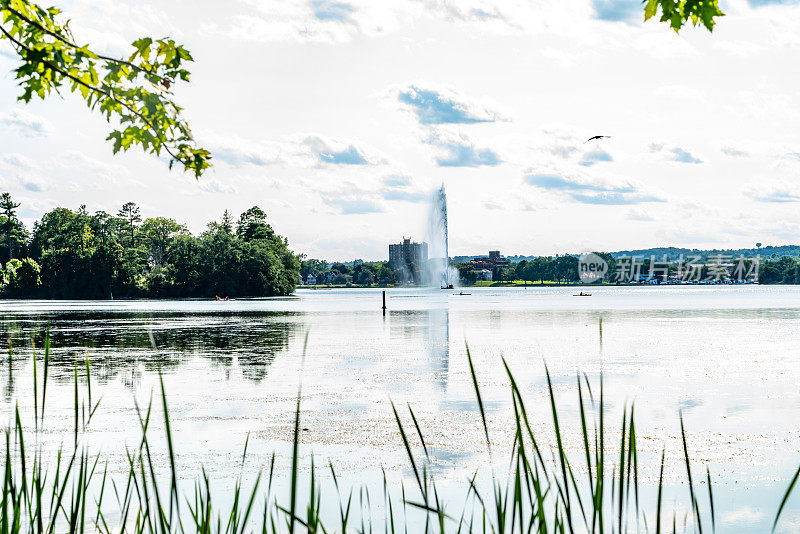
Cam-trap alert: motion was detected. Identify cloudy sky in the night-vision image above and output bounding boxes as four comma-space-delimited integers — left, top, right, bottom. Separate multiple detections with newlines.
1, 0, 800, 261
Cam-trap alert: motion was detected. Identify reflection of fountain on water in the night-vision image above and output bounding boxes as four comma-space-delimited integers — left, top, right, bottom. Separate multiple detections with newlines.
426, 308, 450, 390
385, 308, 450, 391
426, 184, 460, 288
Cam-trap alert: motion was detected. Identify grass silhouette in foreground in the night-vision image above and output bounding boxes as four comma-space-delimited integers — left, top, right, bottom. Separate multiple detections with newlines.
2, 337, 799, 533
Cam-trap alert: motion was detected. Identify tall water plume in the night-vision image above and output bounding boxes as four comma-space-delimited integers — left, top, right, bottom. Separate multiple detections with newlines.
426, 184, 459, 287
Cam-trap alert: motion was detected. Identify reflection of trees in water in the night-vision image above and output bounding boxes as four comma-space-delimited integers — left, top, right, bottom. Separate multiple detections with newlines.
4, 356, 14, 402
0, 311, 302, 396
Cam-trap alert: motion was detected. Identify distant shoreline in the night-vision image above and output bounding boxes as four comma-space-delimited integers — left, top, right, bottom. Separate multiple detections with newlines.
296, 281, 765, 290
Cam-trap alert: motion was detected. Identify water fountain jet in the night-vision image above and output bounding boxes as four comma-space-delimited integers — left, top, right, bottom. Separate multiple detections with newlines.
426, 184, 459, 288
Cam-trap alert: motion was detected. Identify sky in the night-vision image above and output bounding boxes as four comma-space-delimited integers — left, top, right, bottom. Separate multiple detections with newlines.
2, 0, 800, 261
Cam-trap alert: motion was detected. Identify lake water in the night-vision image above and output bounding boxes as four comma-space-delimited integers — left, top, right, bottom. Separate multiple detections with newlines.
2, 285, 800, 531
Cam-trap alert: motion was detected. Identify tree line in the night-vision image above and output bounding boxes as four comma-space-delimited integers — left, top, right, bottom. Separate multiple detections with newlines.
458, 253, 796, 285
0, 193, 300, 299
299, 259, 396, 286
456, 256, 586, 285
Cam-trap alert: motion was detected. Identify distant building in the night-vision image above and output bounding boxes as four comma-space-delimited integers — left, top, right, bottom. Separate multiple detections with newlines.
389, 237, 428, 268
305, 274, 317, 285
470, 251, 510, 270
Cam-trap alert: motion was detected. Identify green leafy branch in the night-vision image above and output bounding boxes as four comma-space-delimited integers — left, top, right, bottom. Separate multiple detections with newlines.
0, 0, 211, 177
644, 0, 725, 32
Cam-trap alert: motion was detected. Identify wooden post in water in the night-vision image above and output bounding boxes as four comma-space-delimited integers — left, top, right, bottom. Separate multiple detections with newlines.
382, 290, 387, 314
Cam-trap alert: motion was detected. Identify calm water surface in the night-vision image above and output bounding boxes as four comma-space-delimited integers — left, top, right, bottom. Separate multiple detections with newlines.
2, 285, 800, 531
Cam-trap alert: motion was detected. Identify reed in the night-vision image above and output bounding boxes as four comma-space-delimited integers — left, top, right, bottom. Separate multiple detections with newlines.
1, 338, 799, 533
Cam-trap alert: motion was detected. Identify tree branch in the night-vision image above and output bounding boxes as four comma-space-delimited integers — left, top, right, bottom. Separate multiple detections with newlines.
0, 22, 182, 162
3, 5, 163, 79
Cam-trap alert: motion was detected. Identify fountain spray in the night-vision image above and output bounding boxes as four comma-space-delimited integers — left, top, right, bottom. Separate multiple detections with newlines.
426, 184, 459, 287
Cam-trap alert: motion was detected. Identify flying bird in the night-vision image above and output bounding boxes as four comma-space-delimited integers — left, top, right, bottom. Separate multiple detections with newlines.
585, 135, 611, 143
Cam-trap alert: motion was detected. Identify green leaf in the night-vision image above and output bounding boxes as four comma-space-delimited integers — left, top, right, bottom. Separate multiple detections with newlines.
2, 2, 212, 177
644, 0, 659, 21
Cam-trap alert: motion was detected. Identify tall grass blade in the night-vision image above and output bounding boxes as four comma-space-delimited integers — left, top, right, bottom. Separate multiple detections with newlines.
288, 330, 310, 534
679, 413, 702, 534
545, 365, 574, 533
159, 372, 180, 524
31, 341, 37, 432
656, 449, 665, 534
465, 342, 490, 452
41, 328, 50, 426
706, 467, 715, 532
773, 464, 800, 532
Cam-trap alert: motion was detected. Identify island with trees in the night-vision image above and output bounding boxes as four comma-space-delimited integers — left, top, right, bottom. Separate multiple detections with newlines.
0, 193, 299, 298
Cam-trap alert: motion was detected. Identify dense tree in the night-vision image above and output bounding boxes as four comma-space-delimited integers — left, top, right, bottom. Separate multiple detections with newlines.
3, 257, 40, 296
300, 258, 328, 281
553, 256, 579, 284
456, 263, 478, 285
140, 217, 186, 266
376, 264, 395, 285
593, 252, 617, 283
236, 207, 268, 241
525, 257, 554, 284
760, 256, 800, 284
330, 263, 351, 275
2, 200, 299, 298
298, 258, 395, 287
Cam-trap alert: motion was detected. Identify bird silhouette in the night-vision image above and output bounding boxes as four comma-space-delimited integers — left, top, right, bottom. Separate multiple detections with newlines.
585, 135, 611, 143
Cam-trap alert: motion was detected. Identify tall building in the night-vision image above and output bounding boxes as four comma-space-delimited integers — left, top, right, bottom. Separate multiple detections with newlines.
389, 237, 428, 268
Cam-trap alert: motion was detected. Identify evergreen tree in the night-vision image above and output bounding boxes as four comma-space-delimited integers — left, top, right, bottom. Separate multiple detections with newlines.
221, 210, 233, 235
117, 202, 142, 247
0, 192, 21, 262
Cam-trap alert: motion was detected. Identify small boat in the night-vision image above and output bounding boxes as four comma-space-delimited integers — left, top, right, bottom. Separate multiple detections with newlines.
455, 291, 471, 296
441, 284, 454, 290
573, 292, 592, 297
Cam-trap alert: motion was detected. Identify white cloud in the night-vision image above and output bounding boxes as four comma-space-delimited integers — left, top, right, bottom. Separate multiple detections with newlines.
300, 134, 382, 165
524, 170, 665, 205
197, 178, 238, 194
5, 0, 800, 259
212, 0, 413, 43
203, 134, 284, 168
0, 109, 54, 138
390, 80, 512, 125
208, 0, 618, 44
0, 153, 38, 171
320, 188, 385, 214
626, 208, 654, 221
743, 181, 800, 203
721, 146, 750, 157
425, 129, 501, 167
650, 143, 704, 164
317, 172, 429, 214
199, 131, 385, 168
58, 150, 128, 176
